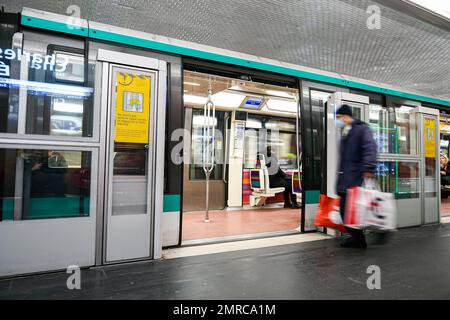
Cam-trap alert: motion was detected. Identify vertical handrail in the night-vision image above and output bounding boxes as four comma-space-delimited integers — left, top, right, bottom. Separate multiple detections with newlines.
294, 94, 301, 173
294, 94, 302, 198
223, 113, 230, 183
202, 86, 215, 222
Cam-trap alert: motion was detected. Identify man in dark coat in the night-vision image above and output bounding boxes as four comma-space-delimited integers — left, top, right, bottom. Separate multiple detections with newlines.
336, 104, 378, 248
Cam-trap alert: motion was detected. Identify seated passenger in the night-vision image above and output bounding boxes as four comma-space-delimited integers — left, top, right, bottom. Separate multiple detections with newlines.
440, 154, 450, 198
266, 146, 300, 209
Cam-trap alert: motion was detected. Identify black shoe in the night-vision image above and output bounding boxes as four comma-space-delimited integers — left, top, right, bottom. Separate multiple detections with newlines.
291, 202, 301, 209
373, 231, 391, 245
283, 203, 292, 208
340, 237, 353, 247
340, 237, 367, 249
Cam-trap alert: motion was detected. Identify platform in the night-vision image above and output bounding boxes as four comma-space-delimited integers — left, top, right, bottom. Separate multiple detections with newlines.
2, 223, 450, 300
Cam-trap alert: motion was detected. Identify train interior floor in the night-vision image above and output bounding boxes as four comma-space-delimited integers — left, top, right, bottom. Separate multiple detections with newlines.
441, 198, 450, 217
182, 206, 301, 242
2, 222, 450, 299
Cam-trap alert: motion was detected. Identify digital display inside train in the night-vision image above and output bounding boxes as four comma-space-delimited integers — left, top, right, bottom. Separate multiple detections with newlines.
242, 97, 264, 109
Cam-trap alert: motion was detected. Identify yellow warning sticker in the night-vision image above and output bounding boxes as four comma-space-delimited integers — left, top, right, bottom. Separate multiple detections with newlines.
114, 72, 151, 144
424, 117, 436, 158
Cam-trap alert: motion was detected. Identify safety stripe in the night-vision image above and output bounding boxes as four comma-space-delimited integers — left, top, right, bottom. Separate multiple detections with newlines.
163, 194, 181, 213
20, 13, 450, 107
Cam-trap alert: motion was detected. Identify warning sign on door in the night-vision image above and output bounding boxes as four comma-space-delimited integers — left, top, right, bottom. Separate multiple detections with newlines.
114, 72, 151, 144
424, 117, 436, 158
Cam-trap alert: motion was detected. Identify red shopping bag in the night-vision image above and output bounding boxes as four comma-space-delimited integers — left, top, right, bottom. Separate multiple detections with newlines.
345, 182, 397, 230
314, 194, 347, 232
345, 187, 364, 227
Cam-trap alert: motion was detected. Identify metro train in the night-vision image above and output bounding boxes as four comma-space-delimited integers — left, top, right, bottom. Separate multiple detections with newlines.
0, 8, 447, 277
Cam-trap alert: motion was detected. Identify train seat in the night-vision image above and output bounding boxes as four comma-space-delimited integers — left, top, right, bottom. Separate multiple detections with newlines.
249, 158, 285, 206
292, 170, 302, 203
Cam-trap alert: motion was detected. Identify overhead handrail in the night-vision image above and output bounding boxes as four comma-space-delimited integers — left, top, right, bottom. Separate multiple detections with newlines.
202, 84, 216, 223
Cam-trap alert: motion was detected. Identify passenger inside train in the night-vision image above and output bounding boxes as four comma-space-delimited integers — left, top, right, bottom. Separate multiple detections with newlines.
266, 146, 301, 209
182, 70, 302, 243
440, 114, 450, 216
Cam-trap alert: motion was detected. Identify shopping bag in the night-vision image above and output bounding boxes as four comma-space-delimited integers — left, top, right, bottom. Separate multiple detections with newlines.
344, 186, 370, 229
345, 179, 397, 231
364, 190, 397, 231
314, 194, 347, 232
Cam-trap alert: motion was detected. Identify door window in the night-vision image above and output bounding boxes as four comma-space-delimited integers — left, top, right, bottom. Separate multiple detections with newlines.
110, 68, 153, 216
369, 104, 418, 155
0, 41, 95, 137
376, 160, 420, 199
0, 147, 91, 221
244, 114, 298, 170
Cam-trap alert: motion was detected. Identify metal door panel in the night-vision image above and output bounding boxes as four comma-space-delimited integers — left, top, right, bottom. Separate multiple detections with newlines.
104, 64, 158, 263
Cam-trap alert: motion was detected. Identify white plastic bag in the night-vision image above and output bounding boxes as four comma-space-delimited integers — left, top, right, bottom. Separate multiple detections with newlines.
345, 179, 397, 231
364, 190, 397, 231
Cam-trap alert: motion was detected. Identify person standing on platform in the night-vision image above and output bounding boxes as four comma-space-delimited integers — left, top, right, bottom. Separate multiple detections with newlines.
335, 104, 378, 249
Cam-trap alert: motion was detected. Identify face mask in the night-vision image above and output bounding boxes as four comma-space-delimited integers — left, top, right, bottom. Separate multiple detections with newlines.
336, 119, 345, 128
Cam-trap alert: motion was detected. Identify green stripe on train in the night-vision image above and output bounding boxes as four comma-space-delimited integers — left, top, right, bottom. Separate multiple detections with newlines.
2, 197, 90, 220
2, 194, 180, 219
20, 14, 450, 107
21, 15, 88, 37
305, 190, 321, 204
163, 194, 181, 213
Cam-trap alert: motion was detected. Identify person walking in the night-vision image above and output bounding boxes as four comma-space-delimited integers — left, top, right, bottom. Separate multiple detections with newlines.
335, 104, 378, 248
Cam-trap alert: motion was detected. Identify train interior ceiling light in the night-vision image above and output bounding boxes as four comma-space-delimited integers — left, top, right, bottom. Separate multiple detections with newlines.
183, 71, 298, 114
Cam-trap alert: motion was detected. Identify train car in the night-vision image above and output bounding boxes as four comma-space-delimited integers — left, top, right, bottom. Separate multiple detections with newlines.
0, 8, 448, 277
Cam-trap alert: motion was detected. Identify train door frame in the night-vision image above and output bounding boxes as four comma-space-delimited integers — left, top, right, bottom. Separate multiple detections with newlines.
416, 107, 440, 224
181, 58, 300, 242
324, 93, 441, 229
96, 49, 167, 264
384, 96, 424, 227
299, 80, 350, 232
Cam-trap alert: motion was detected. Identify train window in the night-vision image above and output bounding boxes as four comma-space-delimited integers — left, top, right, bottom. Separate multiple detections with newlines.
244, 115, 298, 170
369, 104, 418, 155
376, 160, 420, 199
53, 50, 85, 84
0, 38, 94, 138
25, 45, 93, 137
440, 116, 450, 157
0, 148, 91, 221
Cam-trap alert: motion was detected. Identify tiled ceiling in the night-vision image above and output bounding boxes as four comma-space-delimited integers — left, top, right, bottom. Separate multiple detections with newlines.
5, 0, 450, 101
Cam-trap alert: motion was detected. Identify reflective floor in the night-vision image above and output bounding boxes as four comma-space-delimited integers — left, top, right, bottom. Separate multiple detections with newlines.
441, 198, 450, 217
182, 207, 301, 242
2, 223, 450, 299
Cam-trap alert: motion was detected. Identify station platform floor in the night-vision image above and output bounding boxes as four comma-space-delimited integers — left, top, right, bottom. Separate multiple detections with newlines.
2, 222, 450, 299
182, 207, 301, 241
